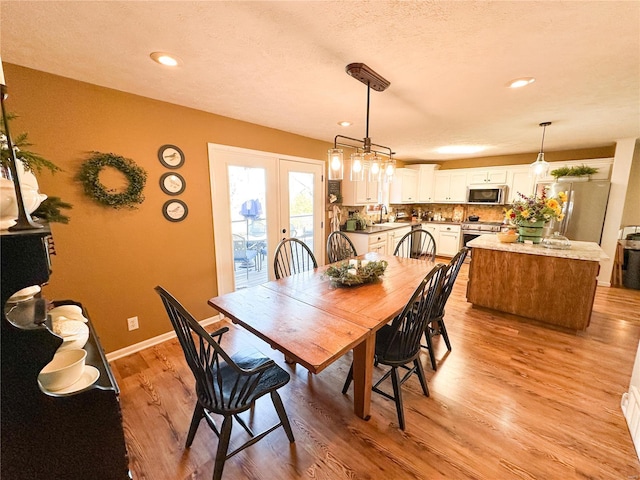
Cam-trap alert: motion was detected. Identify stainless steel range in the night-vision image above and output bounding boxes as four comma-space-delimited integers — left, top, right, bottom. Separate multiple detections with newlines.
462, 221, 503, 253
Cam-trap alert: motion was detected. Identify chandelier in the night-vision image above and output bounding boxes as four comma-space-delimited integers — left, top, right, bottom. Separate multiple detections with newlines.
530, 121, 552, 177
327, 63, 395, 183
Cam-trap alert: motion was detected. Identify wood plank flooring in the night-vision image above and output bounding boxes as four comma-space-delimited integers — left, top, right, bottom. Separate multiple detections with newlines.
112, 262, 640, 479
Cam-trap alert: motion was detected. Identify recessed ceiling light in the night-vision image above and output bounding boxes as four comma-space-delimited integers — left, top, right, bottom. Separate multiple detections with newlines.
338, 121, 352, 127
150, 52, 182, 67
507, 77, 535, 88
437, 145, 487, 155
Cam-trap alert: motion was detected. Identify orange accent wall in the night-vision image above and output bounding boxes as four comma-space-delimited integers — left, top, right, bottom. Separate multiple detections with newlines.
4, 64, 618, 352
4, 64, 330, 352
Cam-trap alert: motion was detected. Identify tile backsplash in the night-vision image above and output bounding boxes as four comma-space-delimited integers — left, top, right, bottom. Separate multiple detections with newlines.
335, 203, 506, 226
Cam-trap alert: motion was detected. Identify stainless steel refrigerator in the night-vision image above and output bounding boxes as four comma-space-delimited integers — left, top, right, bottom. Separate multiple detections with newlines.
537, 180, 611, 243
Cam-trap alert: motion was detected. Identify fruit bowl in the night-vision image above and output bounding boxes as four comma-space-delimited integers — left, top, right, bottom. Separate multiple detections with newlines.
496, 232, 518, 243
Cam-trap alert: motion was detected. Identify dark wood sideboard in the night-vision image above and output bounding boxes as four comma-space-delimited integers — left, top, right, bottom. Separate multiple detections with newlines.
1, 225, 131, 479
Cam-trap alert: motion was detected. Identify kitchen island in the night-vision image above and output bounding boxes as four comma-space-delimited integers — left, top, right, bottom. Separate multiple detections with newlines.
466, 234, 609, 330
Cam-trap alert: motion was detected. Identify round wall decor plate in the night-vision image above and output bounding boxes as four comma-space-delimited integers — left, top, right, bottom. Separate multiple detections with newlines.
159, 172, 186, 195
162, 199, 188, 222
158, 145, 185, 169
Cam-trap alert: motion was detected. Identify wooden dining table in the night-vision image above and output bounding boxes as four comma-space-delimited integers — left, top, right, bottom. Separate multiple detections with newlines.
208, 252, 438, 420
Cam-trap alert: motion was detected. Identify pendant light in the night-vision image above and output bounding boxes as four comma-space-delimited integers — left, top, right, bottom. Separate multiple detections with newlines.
328, 63, 395, 182
350, 151, 365, 181
530, 122, 552, 177
328, 148, 344, 180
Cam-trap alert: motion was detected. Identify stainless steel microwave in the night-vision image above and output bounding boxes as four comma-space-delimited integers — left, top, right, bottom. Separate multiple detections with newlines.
466, 185, 507, 205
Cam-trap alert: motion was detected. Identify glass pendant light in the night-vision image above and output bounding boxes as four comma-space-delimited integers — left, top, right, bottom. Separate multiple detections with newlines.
530, 122, 551, 177
327, 148, 344, 180
384, 155, 396, 182
369, 154, 381, 182
350, 152, 365, 181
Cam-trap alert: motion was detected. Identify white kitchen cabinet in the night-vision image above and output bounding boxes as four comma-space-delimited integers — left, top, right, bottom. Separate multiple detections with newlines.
342, 177, 380, 205
386, 226, 411, 255
508, 166, 535, 202
345, 231, 387, 255
437, 224, 461, 256
468, 169, 508, 185
407, 164, 439, 202
421, 223, 461, 257
434, 171, 468, 202
389, 168, 418, 204
421, 223, 438, 239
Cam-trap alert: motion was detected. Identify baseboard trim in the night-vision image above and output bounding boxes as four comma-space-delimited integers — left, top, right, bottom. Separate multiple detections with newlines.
105, 315, 222, 362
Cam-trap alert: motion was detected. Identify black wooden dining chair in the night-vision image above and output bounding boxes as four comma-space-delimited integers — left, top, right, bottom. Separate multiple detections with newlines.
326, 231, 358, 263
154, 286, 295, 480
273, 237, 318, 279
422, 247, 469, 370
341, 264, 446, 430
393, 228, 437, 261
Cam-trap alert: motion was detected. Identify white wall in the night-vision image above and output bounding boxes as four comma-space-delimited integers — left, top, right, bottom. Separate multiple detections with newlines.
621, 141, 640, 227
599, 138, 638, 285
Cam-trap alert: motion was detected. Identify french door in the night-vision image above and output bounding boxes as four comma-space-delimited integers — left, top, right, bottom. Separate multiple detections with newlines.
209, 144, 324, 295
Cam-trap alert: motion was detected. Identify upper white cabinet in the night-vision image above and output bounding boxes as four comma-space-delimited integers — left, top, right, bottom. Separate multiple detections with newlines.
434, 171, 468, 202
468, 169, 508, 185
342, 177, 380, 205
389, 168, 418, 203
407, 164, 439, 202
507, 166, 535, 202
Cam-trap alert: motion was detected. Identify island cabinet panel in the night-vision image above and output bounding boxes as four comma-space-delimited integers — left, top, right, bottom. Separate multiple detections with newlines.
467, 247, 599, 330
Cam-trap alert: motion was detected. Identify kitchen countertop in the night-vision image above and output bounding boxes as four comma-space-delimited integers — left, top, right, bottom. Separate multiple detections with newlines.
344, 223, 413, 235
344, 220, 463, 235
467, 234, 609, 262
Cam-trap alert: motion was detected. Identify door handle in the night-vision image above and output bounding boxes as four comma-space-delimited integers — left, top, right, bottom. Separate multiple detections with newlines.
282, 228, 287, 234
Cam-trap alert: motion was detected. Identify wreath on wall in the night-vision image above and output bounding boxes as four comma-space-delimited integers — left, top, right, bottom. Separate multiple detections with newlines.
77, 152, 147, 209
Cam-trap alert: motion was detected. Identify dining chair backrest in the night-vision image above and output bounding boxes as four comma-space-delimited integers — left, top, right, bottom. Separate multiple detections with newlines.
431, 247, 469, 321
155, 286, 269, 413
273, 237, 318, 279
380, 264, 445, 363
326, 231, 358, 263
393, 229, 437, 261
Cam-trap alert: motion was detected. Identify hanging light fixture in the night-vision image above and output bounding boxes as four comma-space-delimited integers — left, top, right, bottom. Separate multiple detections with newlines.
327, 63, 395, 181
530, 121, 552, 177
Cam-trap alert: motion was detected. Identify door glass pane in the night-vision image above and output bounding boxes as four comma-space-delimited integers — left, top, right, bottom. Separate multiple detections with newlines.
228, 166, 268, 289
288, 171, 315, 256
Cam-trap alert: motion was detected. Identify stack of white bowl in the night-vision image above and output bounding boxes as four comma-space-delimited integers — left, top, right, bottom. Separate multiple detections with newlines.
38, 349, 87, 392
48, 305, 89, 351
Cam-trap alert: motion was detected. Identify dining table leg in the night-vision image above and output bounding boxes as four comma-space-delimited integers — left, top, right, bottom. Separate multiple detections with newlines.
352, 333, 375, 420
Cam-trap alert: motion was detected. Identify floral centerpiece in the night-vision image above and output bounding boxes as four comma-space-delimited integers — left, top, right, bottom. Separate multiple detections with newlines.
504, 190, 566, 226
324, 259, 388, 286
504, 190, 566, 243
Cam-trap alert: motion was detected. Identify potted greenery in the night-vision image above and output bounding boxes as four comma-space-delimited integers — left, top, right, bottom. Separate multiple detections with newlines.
1, 113, 71, 225
550, 164, 599, 182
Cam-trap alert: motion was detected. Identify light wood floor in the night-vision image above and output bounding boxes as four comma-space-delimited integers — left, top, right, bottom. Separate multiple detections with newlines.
112, 263, 640, 479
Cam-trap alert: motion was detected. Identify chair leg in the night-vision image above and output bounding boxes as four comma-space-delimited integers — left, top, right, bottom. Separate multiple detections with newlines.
390, 367, 405, 430
271, 391, 295, 443
212, 416, 233, 480
424, 327, 437, 371
414, 359, 430, 397
439, 319, 452, 352
186, 403, 204, 448
342, 363, 354, 394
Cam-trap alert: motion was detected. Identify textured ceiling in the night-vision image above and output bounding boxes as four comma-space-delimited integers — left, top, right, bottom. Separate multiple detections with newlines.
1, 1, 639, 161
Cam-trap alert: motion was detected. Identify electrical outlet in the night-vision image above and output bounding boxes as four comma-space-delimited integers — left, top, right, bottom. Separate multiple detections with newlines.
127, 316, 139, 331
